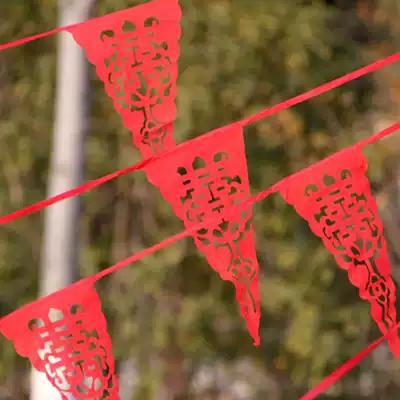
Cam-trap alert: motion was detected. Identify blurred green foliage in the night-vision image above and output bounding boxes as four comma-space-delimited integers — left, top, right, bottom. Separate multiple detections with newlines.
0, 0, 399, 399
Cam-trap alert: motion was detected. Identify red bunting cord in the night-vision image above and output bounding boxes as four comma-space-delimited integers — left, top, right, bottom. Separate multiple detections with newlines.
91, 184, 281, 282
0, 26, 71, 52
299, 323, 400, 400
239, 53, 400, 127
0, 61, 398, 226
0, 11, 117, 51
0, 121, 398, 226
0, 156, 155, 224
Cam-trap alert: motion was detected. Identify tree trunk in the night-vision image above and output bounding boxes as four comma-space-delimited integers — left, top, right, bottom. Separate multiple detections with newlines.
30, 1, 94, 399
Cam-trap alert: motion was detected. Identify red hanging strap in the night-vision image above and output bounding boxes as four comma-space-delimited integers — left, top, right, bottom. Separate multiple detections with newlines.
240, 53, 400, 126
299, 336, 385, 400
0, 122, 398, 228
300, 322, 400, 400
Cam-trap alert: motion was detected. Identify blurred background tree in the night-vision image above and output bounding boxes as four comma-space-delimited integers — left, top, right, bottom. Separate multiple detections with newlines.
0, 0, 399, 399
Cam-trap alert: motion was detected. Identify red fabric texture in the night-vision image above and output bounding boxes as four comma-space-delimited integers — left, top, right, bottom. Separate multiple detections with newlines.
0, 280, 118, 399
147, 124, 261, 345
68, 0, 181, 158
280, 147, 400, 358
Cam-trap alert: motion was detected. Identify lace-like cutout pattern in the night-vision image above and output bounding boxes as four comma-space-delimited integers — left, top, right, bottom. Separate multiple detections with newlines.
0, 281, 118, 399
280, 148, 400, 356
148, 125, 260, 345
69, 0, 181, 158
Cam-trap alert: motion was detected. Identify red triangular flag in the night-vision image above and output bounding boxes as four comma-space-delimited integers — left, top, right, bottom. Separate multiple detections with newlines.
147, 124, 260, 345
0, 280, 118, 399
280, 147, 400, 357
68, 0, 181, 158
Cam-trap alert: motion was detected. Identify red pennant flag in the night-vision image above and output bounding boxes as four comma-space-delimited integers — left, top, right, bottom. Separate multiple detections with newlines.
147, 124, 260, 345
68, 0, 181, 158
280, 147, 400, 357
0, 280, 118, 399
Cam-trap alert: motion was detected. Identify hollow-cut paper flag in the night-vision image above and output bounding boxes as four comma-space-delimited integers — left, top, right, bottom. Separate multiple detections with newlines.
280, 147, 400, 357
147, 124, 261, 345
68, 0, 181, 159
0, 280, 119, 400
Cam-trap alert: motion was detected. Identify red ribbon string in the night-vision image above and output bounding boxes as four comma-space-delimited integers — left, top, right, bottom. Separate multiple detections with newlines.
0, 8, 132, 51
0, 121, 398, 226
0, 156, 154, 224
90, 184, 280, 282
0, 27, 66, 52
300, 322, 400, 400
240, 53, 400, 126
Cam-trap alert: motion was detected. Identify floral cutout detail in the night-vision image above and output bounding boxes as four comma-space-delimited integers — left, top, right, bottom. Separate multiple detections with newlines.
0, 281, 119, 399
147, 125, 260, 345
68, 0, 181, 158
280, 147, 400, 357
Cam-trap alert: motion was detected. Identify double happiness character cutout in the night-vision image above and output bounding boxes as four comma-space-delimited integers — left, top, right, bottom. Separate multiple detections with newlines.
69, 0, 180, 159
0, 280, 118, 400
280, 147, 400, 357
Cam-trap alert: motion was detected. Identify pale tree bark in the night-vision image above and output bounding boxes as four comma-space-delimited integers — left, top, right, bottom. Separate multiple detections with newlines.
114, 177, 155, 400
30, 1, 95, 399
